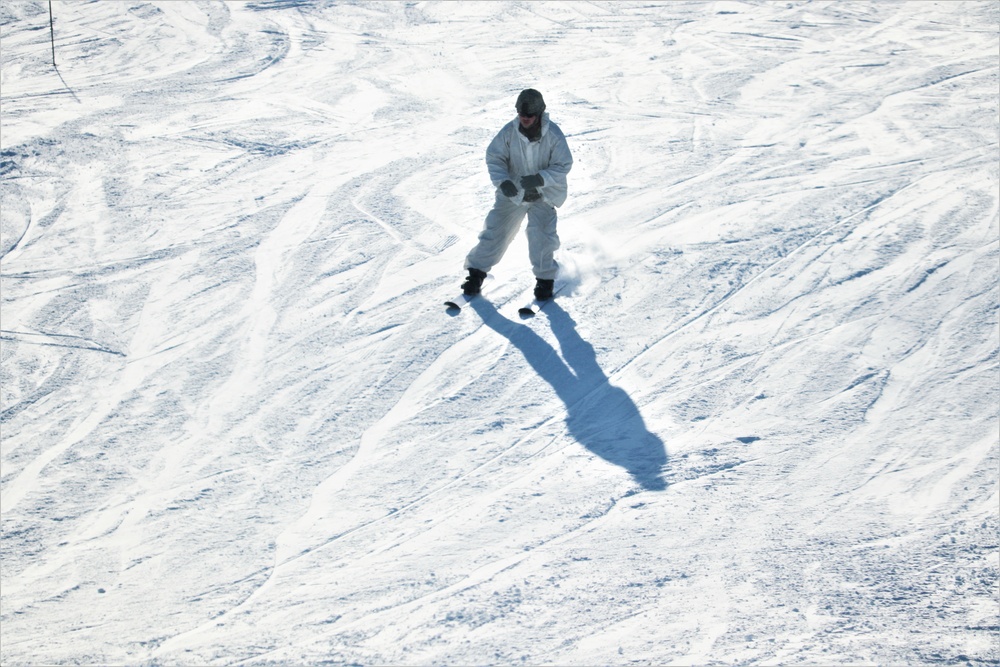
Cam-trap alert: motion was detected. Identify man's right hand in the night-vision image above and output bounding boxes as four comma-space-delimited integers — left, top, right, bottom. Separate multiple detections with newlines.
499, 180, 518, 197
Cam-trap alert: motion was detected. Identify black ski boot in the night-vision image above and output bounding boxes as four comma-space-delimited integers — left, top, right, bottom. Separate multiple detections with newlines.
462, 268, 487, 295
534, 278, 554, 300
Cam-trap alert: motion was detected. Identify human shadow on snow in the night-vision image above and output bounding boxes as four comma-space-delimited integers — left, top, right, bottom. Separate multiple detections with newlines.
470, 298, 667, 491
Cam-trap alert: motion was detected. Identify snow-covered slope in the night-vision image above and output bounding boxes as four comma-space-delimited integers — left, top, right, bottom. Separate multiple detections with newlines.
2, 1, 997, 664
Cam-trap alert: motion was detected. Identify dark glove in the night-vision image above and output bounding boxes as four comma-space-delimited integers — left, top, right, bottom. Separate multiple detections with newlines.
520, 174, 544, 190
499, 180, 518, 197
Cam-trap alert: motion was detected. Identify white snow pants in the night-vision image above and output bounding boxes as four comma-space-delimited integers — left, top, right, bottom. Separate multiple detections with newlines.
464, 194, 560, 280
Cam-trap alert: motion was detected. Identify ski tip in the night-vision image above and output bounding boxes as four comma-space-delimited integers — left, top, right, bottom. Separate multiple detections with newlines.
518, 307, 536, 317
445, 301, 462, 311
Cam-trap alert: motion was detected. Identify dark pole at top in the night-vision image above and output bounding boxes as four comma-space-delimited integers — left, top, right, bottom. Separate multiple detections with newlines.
49, 1, 56, 67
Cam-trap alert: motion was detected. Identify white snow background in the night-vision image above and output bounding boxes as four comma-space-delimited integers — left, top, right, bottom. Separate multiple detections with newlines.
1, 1, 998, 664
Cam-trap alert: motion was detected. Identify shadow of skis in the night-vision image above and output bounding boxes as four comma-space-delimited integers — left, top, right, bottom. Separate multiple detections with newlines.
470, 298, 667, 491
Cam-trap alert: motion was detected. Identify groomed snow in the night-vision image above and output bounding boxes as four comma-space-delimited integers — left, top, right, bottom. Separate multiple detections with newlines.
1, 1, 998, 664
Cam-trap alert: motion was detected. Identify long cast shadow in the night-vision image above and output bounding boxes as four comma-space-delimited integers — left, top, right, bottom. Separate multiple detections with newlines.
54, 66, 82, 104
470, 298, 667, 491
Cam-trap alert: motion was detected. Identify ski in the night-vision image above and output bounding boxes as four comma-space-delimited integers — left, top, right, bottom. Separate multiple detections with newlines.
517, 298, 548, 317
444, 292, 475, 312
517, 282, 566, 317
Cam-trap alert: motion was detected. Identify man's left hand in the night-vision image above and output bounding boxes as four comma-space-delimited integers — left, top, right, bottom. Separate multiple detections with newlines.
520, 174, 544, 190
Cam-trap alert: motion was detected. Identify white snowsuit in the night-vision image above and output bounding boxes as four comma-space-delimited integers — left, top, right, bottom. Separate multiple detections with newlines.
464, 113, 573, 280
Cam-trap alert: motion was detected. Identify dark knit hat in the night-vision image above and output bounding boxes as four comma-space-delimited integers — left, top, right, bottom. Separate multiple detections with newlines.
516, 89, 546, 116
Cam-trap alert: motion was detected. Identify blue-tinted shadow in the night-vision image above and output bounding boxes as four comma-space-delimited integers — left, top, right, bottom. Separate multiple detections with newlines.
470, 298, 667, 491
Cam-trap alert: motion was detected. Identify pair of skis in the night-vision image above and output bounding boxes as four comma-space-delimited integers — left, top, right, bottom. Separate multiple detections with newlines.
445, 283, 561, 317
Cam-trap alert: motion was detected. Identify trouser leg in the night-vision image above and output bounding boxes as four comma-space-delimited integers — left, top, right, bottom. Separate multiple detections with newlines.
464, 195, 526, 273
525, 202, 560, 280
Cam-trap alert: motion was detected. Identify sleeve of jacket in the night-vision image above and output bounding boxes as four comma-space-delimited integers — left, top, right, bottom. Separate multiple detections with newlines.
485, 123, 514, 188
538, 125, 573, 207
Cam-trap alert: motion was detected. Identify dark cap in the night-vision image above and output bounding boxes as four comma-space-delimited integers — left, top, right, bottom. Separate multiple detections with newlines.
516, 89, 546, 117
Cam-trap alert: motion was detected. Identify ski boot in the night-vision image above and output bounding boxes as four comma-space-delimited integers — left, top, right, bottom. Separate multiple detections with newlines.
534, 278, 554, 300
462, 268, 487, 295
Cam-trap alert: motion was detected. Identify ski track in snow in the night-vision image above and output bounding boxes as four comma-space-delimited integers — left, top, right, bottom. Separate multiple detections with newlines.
1, 1, 998, 664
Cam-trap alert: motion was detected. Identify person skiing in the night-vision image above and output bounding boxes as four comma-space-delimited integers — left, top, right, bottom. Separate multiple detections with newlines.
461, 88, 573, 300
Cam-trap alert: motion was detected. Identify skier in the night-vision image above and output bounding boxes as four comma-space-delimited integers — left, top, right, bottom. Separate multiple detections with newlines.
461, 88, 573, 300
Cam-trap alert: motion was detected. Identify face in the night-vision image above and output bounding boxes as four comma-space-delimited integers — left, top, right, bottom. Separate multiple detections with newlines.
518, 111, 538, 128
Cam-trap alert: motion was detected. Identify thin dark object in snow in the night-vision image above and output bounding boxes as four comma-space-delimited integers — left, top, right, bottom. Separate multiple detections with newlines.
49, 2, 56, 67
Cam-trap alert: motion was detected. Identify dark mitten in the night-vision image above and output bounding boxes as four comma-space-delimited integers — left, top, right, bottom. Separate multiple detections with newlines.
520, 174, 544, 190
499, 180, 518, 197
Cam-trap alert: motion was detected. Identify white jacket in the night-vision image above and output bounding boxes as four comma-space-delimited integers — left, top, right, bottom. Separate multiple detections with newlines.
485, 113, 573, 207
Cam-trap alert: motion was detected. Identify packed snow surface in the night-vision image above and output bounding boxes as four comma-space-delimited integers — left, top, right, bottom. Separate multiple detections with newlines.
2, 1, 998, 664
